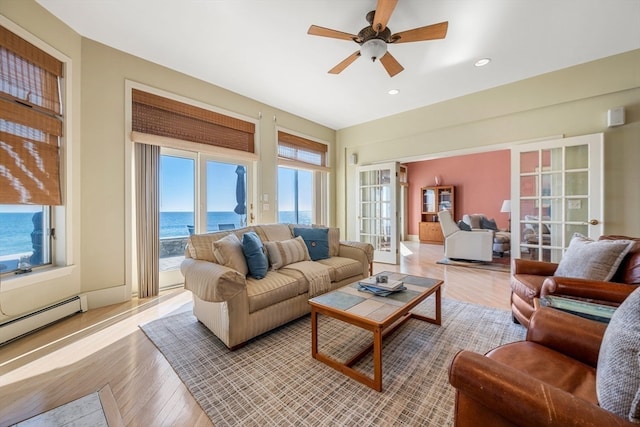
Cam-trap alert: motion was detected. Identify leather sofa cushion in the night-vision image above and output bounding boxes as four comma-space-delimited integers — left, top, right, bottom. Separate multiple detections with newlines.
246, 271, 299, 313
316, 256, 363, 282
487, 341, 598, 405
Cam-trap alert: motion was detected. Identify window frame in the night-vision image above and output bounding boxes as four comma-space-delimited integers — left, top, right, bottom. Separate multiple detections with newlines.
276, 127, 329, 226
125, 81, 259, 294
0, 17, 74, 290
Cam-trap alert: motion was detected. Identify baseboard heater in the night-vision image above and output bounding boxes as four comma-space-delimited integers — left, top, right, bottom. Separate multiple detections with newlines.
0, 295, 88, 346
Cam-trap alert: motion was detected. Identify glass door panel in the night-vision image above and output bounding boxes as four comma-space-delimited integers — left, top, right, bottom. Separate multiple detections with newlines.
206, 161, 249, 231
159, 153, 195, 287
357, 162, 399, 264
512, 134, 603, 263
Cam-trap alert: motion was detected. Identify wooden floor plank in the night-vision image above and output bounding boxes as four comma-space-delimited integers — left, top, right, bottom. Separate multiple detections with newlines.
0, 241, 511, 426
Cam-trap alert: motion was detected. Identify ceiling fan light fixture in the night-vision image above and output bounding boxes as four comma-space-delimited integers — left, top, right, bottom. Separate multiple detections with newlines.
360, 39, 387, 62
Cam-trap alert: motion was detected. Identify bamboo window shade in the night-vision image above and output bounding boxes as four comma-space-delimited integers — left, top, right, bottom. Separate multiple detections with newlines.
277, 131, 327, 167
0, 25, 63, 205
132, 89, 255, 153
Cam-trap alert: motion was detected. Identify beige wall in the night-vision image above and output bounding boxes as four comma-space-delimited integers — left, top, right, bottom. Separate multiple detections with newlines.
1, 0, 335, 317
337, 50, 640, 240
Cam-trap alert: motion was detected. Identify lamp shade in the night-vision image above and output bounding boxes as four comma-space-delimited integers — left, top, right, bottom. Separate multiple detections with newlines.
500, 200, 511, 213
360, 39, 387, 62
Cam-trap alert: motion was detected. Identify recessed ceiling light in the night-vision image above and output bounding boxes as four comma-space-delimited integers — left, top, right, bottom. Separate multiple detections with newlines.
388, 89, 399, 95
474, 58, 491, 67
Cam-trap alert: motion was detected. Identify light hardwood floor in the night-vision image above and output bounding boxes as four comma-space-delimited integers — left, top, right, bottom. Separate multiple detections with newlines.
0, 241, 513, 426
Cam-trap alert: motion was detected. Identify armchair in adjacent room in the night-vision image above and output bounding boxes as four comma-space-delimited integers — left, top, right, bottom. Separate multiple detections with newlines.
449, 287, 640, 427
438, 210, 494, 262
463, 213, 511, 256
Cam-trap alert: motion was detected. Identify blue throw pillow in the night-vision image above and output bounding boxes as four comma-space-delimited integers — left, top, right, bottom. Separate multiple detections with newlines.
293, 227, 330, 261
242, 232, 268, 279
457, 220, 472, 231
480, 217, 499, 231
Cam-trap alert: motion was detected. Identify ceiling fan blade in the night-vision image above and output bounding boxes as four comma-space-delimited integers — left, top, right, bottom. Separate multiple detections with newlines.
379, 51, 404, 77
390, 21, 448, 44
308, 25, 357, 41
373, 0, 398, 32
328, 51, 361, 74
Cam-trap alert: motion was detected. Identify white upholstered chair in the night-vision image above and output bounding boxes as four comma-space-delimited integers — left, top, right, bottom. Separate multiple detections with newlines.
438, 210, 494, 262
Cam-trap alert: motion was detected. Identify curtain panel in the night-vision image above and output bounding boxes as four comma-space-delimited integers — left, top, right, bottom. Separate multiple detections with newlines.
135, 143, 160, 298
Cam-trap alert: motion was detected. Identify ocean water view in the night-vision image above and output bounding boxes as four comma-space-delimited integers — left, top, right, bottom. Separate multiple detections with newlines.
0, 211, 312, 258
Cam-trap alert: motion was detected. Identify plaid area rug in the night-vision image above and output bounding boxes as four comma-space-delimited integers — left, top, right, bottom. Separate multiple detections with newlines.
140, 298, 525, 426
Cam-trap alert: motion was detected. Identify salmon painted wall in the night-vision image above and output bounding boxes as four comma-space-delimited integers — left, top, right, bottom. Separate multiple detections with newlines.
406, 150, 511, 235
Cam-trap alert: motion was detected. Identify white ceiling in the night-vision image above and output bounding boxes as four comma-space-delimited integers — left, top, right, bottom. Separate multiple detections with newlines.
36, 0, 640, 130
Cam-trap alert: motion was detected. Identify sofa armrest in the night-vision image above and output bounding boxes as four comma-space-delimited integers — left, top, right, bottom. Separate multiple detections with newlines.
542, 276, 638, 304
180, 258, 246, 302
449, 350, 634, 427
526, 306, 606, 367
338, 241, 374, 276
512, 258, 558, 276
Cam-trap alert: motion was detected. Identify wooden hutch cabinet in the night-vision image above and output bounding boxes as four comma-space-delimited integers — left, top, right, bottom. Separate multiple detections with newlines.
419, 185, 455, 244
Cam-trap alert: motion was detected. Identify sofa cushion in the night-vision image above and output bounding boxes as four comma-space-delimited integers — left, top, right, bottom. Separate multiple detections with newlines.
275, 268, 309, 295
316, 256, 363, 283
293, 227, 330, 261
555, 233, 634, 281
480, 217, 499, 231
212, 233, 249, 276
188, 230, 230, 262
463, 214, 484, 230
457, 220, 472, 231
597, 287, 640, 422
264, 236, 310, 270
246, 271, 300, 313
242, 231, 269, 279
258, 223, 293, 242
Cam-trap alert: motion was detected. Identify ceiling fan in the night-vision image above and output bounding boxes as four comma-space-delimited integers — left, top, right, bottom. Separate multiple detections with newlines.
307, 0, 448, 77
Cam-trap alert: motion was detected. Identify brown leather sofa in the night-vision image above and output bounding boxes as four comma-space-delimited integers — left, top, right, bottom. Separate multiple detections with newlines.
449, 306, 636, 426
510, 235, 640, 328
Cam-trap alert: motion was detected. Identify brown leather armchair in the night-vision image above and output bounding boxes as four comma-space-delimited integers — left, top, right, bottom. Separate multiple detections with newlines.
449, 307, 635, 427
510, 235, 640, 328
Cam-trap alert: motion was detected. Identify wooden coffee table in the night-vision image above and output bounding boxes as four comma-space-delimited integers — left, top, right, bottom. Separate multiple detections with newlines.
309, 272, 443, 392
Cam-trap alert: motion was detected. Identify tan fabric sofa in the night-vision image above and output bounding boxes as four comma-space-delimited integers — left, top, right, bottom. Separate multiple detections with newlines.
180, 223, 374, 349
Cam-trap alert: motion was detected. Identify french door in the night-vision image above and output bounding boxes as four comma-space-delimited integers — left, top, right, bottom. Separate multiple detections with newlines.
357, 162, 400, 264
158, 148, 252, 288
511, 133, 603, 263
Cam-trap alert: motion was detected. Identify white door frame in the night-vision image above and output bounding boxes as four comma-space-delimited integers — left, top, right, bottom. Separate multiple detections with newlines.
511, 133, 603, 262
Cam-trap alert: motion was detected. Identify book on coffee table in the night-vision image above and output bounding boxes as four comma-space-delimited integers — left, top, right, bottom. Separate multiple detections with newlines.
358, 277, 404, 291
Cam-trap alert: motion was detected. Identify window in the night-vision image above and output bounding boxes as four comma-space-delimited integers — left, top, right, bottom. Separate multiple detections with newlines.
130, 87, 257, 289
276, 130, 329, 225
277, 168, 313, 225
0, 24, 64, 276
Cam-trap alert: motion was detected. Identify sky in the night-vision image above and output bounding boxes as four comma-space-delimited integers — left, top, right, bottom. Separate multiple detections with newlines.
160, 155, 311, 213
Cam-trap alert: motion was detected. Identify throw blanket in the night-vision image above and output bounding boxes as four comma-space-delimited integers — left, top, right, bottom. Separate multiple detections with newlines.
286, 261, 331, 298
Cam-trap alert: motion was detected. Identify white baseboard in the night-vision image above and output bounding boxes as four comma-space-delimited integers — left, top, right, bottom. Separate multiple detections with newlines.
83, 285, 129, 310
